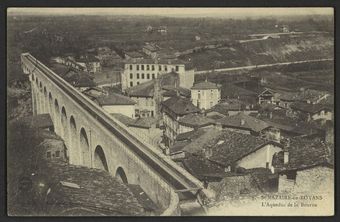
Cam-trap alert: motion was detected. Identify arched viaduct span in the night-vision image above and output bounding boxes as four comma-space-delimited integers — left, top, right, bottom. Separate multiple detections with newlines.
21, 53, 203, 215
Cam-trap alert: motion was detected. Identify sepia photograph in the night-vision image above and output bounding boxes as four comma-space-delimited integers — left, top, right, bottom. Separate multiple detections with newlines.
6, 7, 334, 216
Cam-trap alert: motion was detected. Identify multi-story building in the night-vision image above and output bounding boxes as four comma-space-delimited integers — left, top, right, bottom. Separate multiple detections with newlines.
76, 55, 102, 73
121, 59, 194, 91
161, 96, 204, 147
191, 80, 221, 110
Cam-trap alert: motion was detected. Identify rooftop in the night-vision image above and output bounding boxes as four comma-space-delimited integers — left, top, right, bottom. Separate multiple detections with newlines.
191, 80, 221, 90
290, 102, 332, 114
178, 113, 215, 128
162, 96, 200, 117
277, 138, 334, 171
217, 112, 270, 133
96, 93, 136, 106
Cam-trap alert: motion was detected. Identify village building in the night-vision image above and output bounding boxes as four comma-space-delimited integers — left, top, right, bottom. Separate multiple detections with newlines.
142, 43, 161, 59
222, 83, 258, 104
75, 55, 102, 73
171, 128, 283, 175
121, 58, 194, 91
274, 138, 333, 194
257, 88, 277, 104
125, 71, 190, 118
94, 93, 136, 119
191, 80, 221, 110
161, 96, 203, 147
111, 113, 163, 148
96, 47, 123, 67
289, 102, 333, 122
206, 99, 258, 119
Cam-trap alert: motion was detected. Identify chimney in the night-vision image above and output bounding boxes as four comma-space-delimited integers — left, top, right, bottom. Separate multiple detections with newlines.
284, 139, 290, 164
269, 111, 273, 119
240, 119, 245, 126
215, 122, 223, 131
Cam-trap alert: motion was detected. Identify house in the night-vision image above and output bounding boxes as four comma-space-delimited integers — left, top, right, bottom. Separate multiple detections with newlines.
76, 55, 101, 73
191, 80, 221, 110
206, 99, 258, 118
257, 88, 277, 104
290, 102, 333, 122
157, 26, 168, 34
121, 58, 194, 91
96, 47, 123, 66
171, 128, 283, 173
94, 93, 136, 119
142, 43, 161, 59
275, 138, 333, 194
161, 96, 201, 147
216, 112, 271, 136
111, 113, 163, 147
125, 71, 189, 118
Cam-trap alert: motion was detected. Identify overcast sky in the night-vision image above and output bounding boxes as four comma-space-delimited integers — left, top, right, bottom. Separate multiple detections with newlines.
8, 7, 333, 18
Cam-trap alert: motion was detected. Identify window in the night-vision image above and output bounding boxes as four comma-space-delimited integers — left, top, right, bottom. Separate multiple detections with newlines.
159, 65, 162, 71
147, 73, 150, 79
47, 152, 51, 159
130, 65, 133, 70
152, 65, 155, 71
141, 65, 144, 70
142, 73, 145, 79
147, 65, 150, 70
198, 92, 201, 99
152, 74, 155, 79
130, 73, 133, 79
137, 73, 140, 79
56, 151, 60, 158
151, 111, 154, 117
137, 82, 140, 85
130, 82, 133, 87
136, 65, 139, 70
175, 66, 179, 72
210, 101, 213, 107
165, 66, 168, 71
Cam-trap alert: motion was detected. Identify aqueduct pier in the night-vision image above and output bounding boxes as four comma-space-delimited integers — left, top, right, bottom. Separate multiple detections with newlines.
21, 53, 203, 215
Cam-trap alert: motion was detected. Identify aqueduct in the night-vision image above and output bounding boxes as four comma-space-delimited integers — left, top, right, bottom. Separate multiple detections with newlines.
21, 53, 203, 215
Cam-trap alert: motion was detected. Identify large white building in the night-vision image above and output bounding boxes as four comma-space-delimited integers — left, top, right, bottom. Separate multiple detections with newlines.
191, 80, 221, 110
121, 59, 194, 91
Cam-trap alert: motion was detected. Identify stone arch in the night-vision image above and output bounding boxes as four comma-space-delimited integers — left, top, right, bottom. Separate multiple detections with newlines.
69, 116, 79, 164
43, 87, 48, 113
61, 107, 68, 147
94, 145, 109, 171
35, 78, 38, 86
54, 99, 60, 135
48, 92, 54, 125
80, 128, 91, 167
115, 167, 128, 184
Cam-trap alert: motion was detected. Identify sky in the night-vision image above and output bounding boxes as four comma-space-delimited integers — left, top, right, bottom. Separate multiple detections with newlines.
8, 7, 333, 18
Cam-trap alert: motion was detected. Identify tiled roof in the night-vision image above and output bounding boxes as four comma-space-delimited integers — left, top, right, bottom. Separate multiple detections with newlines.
280, 138, 334, 171
129, 117, 158, 129
290, 102, 332, 114
182, 154, 227, 181
96, 93, 136, 106
191, 80, 221, 90
208, 130, 276, 166
217, 112, 270, 132
208, 99, 257, 115
178, 113, 215, 128
111, 113, 135, 126
110, 114, 157, 129
44, 161, 144, 216
162, 96, 200, 117
76, 54, 100, 63
125, 51, 144, 58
